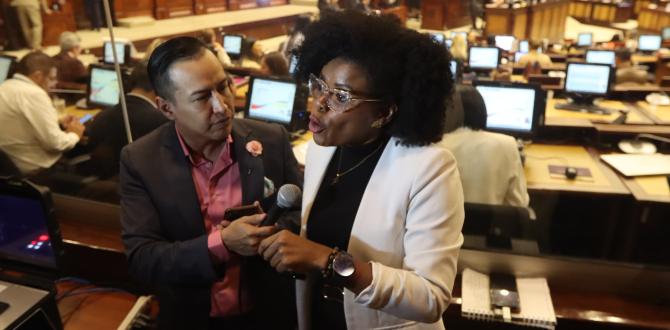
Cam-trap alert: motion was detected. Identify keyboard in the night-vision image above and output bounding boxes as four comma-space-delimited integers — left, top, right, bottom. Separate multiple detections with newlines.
554, 102, 612, 115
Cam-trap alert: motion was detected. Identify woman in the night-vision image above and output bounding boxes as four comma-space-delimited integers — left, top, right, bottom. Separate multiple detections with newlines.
260, 51, 290, 77
259, 11, 464, 329
440, 85, 529, 207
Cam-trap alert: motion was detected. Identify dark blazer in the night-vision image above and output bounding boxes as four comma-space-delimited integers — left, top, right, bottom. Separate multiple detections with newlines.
86, 94, 167, 179
52, 51, 88, 90
120, 119, 302, 329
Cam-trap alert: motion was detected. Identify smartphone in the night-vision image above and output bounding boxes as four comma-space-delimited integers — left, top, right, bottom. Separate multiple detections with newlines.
223, 204, 262, 221
79, 113, 94, 124
489, 273, 520, 312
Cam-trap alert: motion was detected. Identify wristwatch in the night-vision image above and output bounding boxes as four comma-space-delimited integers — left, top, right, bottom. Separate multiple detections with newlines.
331, 250, 355, 277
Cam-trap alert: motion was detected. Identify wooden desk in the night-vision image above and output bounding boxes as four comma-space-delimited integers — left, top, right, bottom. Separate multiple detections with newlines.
636, 101, 670, 125
621, 175, 670, 203
63, 106, 102, 121
57, 282, 138, 330
544, 98, 654, 128
524, 144, 629, 195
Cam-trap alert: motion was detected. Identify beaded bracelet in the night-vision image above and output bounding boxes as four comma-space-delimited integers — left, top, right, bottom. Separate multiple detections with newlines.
321, 247, 340, 279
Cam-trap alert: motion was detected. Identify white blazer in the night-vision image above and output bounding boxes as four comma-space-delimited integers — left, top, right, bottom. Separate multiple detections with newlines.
297, 138, 465, 330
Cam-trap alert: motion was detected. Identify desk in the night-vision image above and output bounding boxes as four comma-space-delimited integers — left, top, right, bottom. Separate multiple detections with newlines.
524, 144, 629, 195
57, 281, 139, 330
544, 98, 654, 128
636, 101, 670, 125
63, 106, 102, 121
621, 175, 670, 203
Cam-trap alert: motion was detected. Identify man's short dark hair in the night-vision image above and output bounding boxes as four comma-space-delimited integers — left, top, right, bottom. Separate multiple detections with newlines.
147, 36, 210, 101
616, 47, 632, 62
16, 51, 55, 76
129, 61, 153, 92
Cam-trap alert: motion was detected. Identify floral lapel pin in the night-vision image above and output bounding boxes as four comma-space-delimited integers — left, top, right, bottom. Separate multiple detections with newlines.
246, 140, 263, 157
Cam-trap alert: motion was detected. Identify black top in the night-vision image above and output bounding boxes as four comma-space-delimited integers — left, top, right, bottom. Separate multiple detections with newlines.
86, 94, 167, 179
306, 137, 388, 330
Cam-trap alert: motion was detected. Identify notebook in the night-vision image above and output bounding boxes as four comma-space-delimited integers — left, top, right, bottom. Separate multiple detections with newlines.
600, 154, 670, 177
461, 268, 557, 329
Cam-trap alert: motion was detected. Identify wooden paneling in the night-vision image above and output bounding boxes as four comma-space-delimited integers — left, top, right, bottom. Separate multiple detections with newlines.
638, 7, 670, 33
420, 0, 445, 30
420, 0, 469, 30
42, 1, 77, 46
194, 0, 227, 14
117, 0, 154, 18
228, 0, 257, 11
155, 0, 194, 18
512, 12, 527, 39
569, 0, 631, 25
485, 11, 510, 35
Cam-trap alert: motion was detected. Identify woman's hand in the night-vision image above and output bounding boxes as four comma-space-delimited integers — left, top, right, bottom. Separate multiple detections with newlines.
258, 230, 332, 274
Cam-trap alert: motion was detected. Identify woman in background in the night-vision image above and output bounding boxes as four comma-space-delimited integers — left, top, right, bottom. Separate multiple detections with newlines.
259, 11, 464, 330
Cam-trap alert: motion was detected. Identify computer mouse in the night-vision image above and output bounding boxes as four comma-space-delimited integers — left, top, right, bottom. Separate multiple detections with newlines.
564, 166, 578, 180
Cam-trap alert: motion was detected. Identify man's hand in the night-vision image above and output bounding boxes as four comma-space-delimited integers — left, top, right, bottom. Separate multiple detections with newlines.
62, 118, 85, 138
220, 214, 277, 256
258, 230, 332, 273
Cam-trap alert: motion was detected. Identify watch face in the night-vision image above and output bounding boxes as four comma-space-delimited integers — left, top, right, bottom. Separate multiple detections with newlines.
333, 252, 355, 277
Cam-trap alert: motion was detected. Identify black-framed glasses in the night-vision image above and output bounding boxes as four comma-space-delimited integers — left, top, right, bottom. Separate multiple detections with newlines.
308, 74, 384, 113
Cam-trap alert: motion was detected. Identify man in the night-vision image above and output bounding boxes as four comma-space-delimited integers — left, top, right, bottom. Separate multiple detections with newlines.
615, 48, 649, 85
52, 31, 88, 90
10, 0, 51, 50
518, 40, 553, 67
120, 37, 301, 329
0, 51, 84, 175
86, 61, 167, 179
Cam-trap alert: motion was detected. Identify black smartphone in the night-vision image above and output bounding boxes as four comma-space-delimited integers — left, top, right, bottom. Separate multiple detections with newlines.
223, 204, 262, 221
489, 273, 520, 312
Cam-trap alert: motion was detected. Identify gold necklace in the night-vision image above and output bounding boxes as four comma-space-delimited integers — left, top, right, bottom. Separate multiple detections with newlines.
331, 141, 385, 186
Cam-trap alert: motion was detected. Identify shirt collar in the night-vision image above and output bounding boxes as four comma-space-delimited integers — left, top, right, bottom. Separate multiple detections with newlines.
175, 126, 234, 165
127, 92, 158, 109
13, 73, 38, 87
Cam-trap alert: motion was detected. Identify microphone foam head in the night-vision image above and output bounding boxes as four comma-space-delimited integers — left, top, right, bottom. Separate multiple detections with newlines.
276, 184, 302, 208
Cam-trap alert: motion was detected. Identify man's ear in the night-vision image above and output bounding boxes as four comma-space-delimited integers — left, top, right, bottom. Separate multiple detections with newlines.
156, 96, 176, 120
28, 70, 44, 85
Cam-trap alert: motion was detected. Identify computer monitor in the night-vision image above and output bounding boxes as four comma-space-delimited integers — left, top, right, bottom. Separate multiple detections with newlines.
585, 49, 616, 66
468, 47, 500, 70
555, 62, 613, 114
450, 31, 468, 40
86, 65, 120, 108
245, 76, 299, 127
576, 33, 593, 47
430, 32, 445, 44
0, 180, 62, 271
495, 35, 515, 52
450, 60, 461, 82
103, 41, 130, 65
519, 40, 529, 53
473, 81, 544, 138
0, 55, 15, 83
514, 51, 525, 63
663, 26, 670, 41
638, 34, 662, 52
222, 34, 244, 60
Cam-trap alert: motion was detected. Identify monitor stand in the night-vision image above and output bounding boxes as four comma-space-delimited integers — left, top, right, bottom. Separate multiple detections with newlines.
554, 95, 613, 115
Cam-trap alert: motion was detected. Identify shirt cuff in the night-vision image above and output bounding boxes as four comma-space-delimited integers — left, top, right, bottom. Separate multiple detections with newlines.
207, 231, 230, 263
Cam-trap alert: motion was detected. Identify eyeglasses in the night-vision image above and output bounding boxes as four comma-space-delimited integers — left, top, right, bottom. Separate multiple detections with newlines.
308, 74, 384, 113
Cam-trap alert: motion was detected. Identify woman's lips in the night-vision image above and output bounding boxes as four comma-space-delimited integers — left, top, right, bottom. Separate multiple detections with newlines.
309, 116, 324, 133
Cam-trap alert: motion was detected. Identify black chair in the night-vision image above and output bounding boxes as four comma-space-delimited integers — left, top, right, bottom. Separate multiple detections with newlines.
462, 202, 539, 254
0, 148, 21, 179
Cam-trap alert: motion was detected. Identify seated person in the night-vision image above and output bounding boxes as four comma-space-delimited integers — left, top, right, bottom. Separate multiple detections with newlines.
86, 61, 167, 179
52, 31, 88, 90
0, 52, 85, 176
240, 38, 264, 69
280, 14, 310, 59
194, 29, 232, 68
450, 34, 468, 62
518, 40, 553, 67
260, 51, 289, 77
440, 84, 529, 207
615, 48, 648, 85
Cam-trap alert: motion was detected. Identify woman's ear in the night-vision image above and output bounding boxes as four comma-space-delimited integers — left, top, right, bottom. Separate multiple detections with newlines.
371, 104, 397, 128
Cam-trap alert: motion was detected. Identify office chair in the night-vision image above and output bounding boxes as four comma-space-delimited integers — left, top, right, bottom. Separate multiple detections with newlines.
462, 202, 539, 254
527, 74, 562, 87
0, 148, 21, 179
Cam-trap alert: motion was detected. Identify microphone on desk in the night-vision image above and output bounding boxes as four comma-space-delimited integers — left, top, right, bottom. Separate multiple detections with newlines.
259, 184, 302, 227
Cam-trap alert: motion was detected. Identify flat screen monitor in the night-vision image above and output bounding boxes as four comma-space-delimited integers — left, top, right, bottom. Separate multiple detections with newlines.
87, 65, 120, 108
430, 32, 445, 44
468, 47, 500, 70
638, 34, 662, 52
577, 33, 593, 47
495, 35, 515, 52
103, 41, 129, 65
473, 81, 544, 137
0, 55, 14, 83
222, 34, 243, 58
245, 76, 297, 125
564, 62, 611, 96
450, 31, 467, 40
450, 60, 457, 77
519, 40, 529, 53
0, 180, 61, 271
663, 26, 670, 41
585, 50, 616, 66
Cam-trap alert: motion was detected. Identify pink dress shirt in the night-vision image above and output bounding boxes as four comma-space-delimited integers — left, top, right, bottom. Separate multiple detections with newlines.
176, 128, 247, 318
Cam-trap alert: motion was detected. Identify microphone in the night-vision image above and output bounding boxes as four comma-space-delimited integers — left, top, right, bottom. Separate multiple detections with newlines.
260, 184, 302, 227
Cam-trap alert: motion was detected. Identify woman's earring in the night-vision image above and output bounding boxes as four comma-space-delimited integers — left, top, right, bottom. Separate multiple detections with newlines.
371, 120, 383, 128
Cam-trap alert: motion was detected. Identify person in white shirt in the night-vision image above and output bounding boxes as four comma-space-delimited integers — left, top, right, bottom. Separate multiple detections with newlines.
440, 84, 529, 207
0, 51, 85, 175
